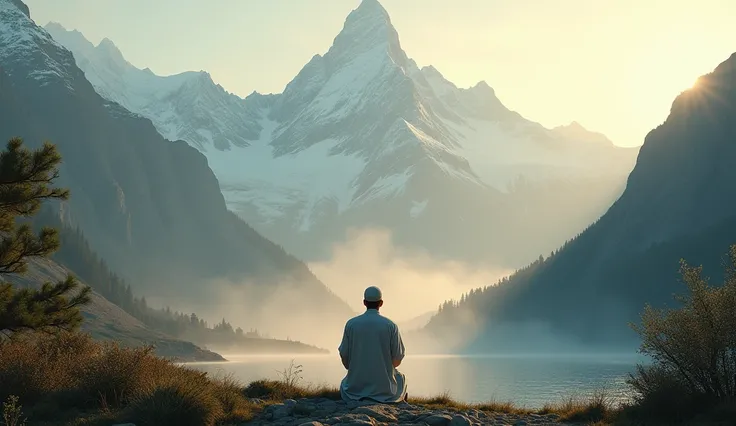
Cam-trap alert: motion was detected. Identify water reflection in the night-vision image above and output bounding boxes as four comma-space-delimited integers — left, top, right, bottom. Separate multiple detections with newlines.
188, 354, 640, 408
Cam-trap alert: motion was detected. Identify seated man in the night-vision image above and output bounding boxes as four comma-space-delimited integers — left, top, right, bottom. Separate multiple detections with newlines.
338, 286, 408, 403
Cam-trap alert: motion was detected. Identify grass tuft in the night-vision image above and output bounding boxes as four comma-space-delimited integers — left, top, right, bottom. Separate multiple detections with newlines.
0, 332, 265, 425
541, 389, 614, 423
244, 379, 341, 401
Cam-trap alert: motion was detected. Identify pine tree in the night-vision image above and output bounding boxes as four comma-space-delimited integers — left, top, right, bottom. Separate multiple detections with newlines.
0, 138, 90, 337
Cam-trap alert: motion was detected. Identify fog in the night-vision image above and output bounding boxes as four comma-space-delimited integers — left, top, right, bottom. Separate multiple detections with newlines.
309, 228, 513, 323
146, 230, 633, 357
152, 227, 512, 352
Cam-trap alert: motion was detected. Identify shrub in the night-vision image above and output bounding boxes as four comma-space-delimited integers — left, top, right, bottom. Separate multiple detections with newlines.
628, 244, 736, 421
77, 344, 164, 408
0, 332, 261, 424
2, 395, 26, 426
0, 333, 94, 403
539, 389, 613, 423
127, 381, 223, 426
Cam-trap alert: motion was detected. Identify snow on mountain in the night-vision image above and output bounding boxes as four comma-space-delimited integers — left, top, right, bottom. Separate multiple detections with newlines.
1, 0, 355, 342
46, 0, 639, 267
0, 1, 77, 91
44, 22, 256, 151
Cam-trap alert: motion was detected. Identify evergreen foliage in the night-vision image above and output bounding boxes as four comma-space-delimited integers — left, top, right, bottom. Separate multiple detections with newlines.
0, 138, 90, 337
33, 207, 268, 346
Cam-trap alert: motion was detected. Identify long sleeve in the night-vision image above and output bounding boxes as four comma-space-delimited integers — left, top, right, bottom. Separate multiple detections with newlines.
338, 322, 351, 369
390, 324, 405, 363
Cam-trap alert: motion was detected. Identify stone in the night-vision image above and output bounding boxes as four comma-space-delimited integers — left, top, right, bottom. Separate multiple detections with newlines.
249, 397, 568, 426
272, 407, 292, 420
352, 405, 398, 422
294, 402, 317, 415
346, 399, 375, 410
398, 411, 418, 421
449, 414, 473, 426
334, 413, 376, 425
424, 413, 453, 426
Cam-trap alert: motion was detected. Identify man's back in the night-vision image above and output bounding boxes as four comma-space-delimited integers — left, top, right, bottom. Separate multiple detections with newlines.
338, 309, 406, 403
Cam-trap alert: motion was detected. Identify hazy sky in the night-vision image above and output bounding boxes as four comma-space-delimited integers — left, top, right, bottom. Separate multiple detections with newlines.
25, 0, 736, 147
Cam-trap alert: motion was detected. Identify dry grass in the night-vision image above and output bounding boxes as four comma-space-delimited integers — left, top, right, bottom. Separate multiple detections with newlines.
244, 379, 341, 401
407, 390, 526, 414
242, 378, 621, 422
8, 332, 719, 426
540, 389, 615, 423
0, 333, 262, 426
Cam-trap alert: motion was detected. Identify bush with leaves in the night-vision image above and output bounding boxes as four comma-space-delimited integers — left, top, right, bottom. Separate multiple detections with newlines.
0, 137, 90, 337
2, 395, 26, 426
628, 244, 736, 421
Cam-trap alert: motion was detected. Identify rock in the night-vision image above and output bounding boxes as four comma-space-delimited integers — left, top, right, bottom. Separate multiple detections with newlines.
352, 406, 398, 423
271, 406, 292, 420
450, 414, 473, 426
294, 402, 317, 416
424, 413, 453, 426
398, 411, 418, 421
334, 413, 376, 425
346, 399, 376, 410
250, 397, 567, 426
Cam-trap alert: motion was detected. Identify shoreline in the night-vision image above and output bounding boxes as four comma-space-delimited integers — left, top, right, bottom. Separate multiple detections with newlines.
241, 380, 618, 425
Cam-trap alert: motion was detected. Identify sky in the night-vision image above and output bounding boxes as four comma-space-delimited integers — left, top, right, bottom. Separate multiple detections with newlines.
24, 0, 736, 147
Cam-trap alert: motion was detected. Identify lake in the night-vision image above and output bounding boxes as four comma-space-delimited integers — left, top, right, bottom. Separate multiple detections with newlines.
187, 353, 642, 408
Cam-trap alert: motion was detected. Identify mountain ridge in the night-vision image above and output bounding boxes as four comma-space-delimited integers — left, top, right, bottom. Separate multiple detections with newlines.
45, 0, 638, 268
426, 51, 736, 350
1, 0, 354, 343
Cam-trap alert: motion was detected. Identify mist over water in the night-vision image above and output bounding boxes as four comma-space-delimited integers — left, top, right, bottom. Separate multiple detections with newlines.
310, 228, 513, 323
154, 227, 513, 352
189, 353, 642, 407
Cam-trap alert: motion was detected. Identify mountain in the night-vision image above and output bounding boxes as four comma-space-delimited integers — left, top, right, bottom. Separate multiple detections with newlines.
425, 52, 736, 351
45, 0, 639, 268
42, 22, 256, 152
0, 0, 354, 341
398, 310, 435, 332
0, 256, 225, 362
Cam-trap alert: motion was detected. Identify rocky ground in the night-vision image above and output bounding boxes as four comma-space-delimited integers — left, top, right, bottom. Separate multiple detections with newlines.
245, 398, 569, 426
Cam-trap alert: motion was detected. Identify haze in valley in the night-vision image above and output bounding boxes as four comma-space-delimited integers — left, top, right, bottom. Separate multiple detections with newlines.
22, 0, 736, 355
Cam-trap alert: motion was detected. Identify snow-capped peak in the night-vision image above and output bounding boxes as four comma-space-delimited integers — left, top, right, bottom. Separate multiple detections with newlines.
327, 0, 409, 70
552, 121, 613, 145
44, 0, 638, 267
0, 1, 79, 90
3, 0, 29, 18
44, 24, 260, 151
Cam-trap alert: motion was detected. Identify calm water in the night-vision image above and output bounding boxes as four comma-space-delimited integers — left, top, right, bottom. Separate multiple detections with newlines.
188, 354, 641, 408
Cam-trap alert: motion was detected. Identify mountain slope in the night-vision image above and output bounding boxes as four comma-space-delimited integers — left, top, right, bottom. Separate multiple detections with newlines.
0, 256, 225, 362
0, 0, 354, 341
42, 22, 257, 151
45, 0, 638, 268
426, 52, 736, 350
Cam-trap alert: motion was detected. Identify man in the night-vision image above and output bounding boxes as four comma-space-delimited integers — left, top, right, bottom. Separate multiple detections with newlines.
338, 286, 408, 403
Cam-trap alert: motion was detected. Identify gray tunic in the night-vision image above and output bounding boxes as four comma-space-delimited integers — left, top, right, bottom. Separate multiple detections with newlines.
338, 309, 407, 402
